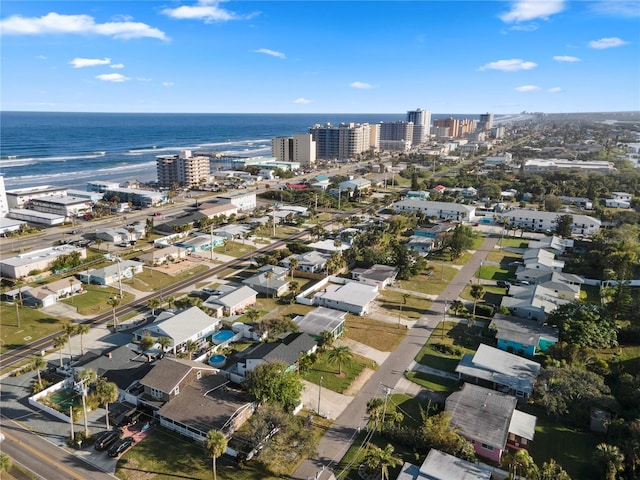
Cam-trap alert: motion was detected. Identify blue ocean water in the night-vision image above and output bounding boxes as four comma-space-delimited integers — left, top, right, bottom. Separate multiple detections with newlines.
0, 111, 484, 190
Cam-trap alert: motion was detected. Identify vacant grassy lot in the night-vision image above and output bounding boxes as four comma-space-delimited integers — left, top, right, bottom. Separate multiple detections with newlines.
304, 350, 371, 394
498, 237, 530, 249
399, 267, 459, 296
415, 321, 482, 373
345, 315, 408, 352
405, 371, 459, 392
376, 290, 432, 321
0, 304, 69, 355
60, 285, 135, 316
211, 241, 256, 258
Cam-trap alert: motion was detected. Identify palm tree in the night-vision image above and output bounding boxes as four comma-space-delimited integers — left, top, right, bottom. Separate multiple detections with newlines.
53, 335, 68, 367
31, 355, 46, 389
244, 308, 261, 324
366, 397, 384, 430
204, 429, 227, 480
470, 284, 484, 318
185, 340, 198, 360
363, 443, 402, 480
107, 296, 120, 330
148, 298, 161, 316
62, 322, 77, 360
264, 271, 273, 298
450, 299, 464, 316
506, 449, 539, 480
595, 443, 625, 480
95, 377, 119, 429
540, 459, 572, 480
68, 278, 75, 303
398, 293, 410, 328
327, 345, 353, 376
319, 330, 335, 351
289, 280, 300, 301
139, 332, 156, 352
164, 295, 175, 309
289, 257, 299, 278
157, 336, 172, 356
76, 324, 90, 356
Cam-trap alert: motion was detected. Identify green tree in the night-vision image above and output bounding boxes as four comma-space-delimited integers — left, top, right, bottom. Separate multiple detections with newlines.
363, 443, 402, 480
76, 323, 90, 356
547, 302, 618, 349
544, 194, 563, 212
62, 322, 77, 360
540, 459, 572, 480
53, 335, 67, 368
95, 377, 118, 429
289, 257, 299, 278
595, 443, 625, 480
319, 330, 335, 351
244, 361, 303, 412
31, 355, 46, 389
297, 352, 316, 374
107, 296, 120, 330
260, 317, 299, 339
147, 298, 161, 316
244, 307, 261, 323
157, 336, 172, 355
0, 453, 12, 473
366, 397, 385, 430
504, 449, 539, 480
204, 430, 227, 480
139, 332, 156, 352
327, 345, 353, 376
470, 284, 485, 318
419, 411, 475, 461
450, 299, 464, 316
185, 339, 198, 360
447, 224, 474, 259
555, 214, 573, 238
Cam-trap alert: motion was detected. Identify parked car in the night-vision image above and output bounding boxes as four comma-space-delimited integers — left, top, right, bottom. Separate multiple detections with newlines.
94, 429, 122, 450
497, 280, 511, 288
108, 437, 134, 457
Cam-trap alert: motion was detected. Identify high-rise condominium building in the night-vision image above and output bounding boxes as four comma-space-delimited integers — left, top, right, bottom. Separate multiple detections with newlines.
379, 121, 414, 152
478, 113, 494, 131
406, 108, 431, 145
271, 134, 316, 167
433, 117, 477, 138
309, 123, 371, 160
156, 150, 211, 188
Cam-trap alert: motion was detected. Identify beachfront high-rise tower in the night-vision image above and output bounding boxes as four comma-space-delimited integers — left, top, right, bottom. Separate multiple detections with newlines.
309, 123, 371, 160
156, 150, 211, 188
271, 133, 316, 167
478, 113, 494, 132
406, 108, 431, 145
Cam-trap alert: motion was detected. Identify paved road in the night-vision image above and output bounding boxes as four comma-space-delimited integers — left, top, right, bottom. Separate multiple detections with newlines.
292, 235, 498, 480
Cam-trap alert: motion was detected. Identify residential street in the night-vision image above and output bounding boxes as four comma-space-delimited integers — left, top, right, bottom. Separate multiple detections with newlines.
292, 235, 498, 480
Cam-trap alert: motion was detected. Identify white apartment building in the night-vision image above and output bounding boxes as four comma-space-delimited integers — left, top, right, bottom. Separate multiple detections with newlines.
523, 159, 616, 174
498, 209, 601, 236
217, 191, 256, 212
392, 199, 476, 222
271, 134, 316, 167
156, 150, 211, 188
310, 123, 371, 160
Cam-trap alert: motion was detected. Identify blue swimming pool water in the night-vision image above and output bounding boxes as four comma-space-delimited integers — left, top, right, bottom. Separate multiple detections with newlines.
212, 330, 234, 342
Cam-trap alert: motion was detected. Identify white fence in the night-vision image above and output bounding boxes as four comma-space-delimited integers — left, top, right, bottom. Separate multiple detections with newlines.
28, 378, 75, 423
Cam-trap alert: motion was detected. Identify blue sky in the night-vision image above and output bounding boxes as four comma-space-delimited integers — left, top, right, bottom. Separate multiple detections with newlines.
1, 0, 638, 114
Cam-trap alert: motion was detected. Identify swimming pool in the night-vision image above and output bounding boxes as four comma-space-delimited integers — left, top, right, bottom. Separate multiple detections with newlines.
208, 354, 227, 368
211, 330, 234, 344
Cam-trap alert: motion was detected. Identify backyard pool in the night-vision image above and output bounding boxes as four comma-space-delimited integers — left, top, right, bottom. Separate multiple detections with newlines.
208, 354, 227, 368
211, 330, 234, 344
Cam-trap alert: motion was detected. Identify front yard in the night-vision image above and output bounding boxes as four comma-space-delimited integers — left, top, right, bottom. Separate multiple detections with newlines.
415, 321, 482, 373
303, 350, 372, 394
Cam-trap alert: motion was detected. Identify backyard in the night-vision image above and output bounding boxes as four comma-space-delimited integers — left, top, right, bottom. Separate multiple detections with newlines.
414, 321, 483, 373
303, 350, 372, 394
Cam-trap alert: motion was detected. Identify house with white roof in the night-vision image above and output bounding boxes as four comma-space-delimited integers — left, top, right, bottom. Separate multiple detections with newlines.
280, 251, 330, 277
137, 246, 189, 266
132, 306, 220, 355
391, 199, 476, 222
0, 245, 87, 279
522, 248, 565, 271
77, 259, 143, 287
446, 383, 537, 462
455, 344, 541, 400
307, 239, 351, 254
202, 285, 258, 317
338, 177, 372, 195
528, 235, 574, 254
396, 449, 496, 480
313, 281, 378, 316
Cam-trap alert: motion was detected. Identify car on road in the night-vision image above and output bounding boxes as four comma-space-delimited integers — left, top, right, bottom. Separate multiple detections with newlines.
108, 437, 134, 457
94, 429, 122, 451
496, 280, 511, 288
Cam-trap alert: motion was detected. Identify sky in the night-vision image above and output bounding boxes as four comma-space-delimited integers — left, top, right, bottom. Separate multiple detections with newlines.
1, 0, 639, 114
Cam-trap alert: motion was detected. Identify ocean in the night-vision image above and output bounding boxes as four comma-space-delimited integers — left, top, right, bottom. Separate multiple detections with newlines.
0, 111, 489, 191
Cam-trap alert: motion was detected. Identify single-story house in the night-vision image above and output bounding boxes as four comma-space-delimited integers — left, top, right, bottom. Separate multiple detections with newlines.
22, 278, 83, 308
514, 269, 584, 291
175, 234, 225, 252
294, 307, 346, 340
351, 264, 398, 289
213, 224, 252, 240
501, 284, 570, 322
94, 226, 146, 244
446, 383, 536, 462
242, 265, 289, 298
307, 239, 351, 254
455, 344, 541, 399
313, 281, 378, 316
396, 449, 495, 480
489, 313, 559, 356
203, 285, 258, 317
137, 246, 189, 266
280, 251, 330, 276
77, 260, 144, 287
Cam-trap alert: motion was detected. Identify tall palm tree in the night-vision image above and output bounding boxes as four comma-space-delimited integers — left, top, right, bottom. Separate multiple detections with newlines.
53, 335, 68, 367
244, 308, 261, 324
595, 443, 625, 480
204, 429, 227, 480
366, 397, 384, 430
107, 296, 120, 330
506, 449, 539, 480
470, 284, 484, 318
157, 336, 172, 356
62, 322, 77, 360
95, 377, 119, 429
31, 355, 46, 389
450, 299, 464, 316
289, 257, 299, 278
185, 340, 198, 360
148, 298, 161, 316
327, 345, 353, 376
398, 293, 410, 328
363, 443, 402, 480
76, 324, 90, 356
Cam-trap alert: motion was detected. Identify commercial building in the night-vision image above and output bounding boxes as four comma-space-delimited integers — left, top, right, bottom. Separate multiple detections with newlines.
271, 133, 316, 167
406, 108, 431, 145
0, 245, 87, 279
156, 150, 211, 188
5, 185, 68, 209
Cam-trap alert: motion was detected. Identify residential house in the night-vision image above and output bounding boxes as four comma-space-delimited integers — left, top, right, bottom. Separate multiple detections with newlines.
203, 285, 258, 317
311, 174, 330, 190
391, 199, 476, 222
175, 234, 225, 252
137, 246, 189, 266
213, 224, 251, 240
153, 213, 203, 235
527, 236, 574, 255
406, 190, 430, 200
514, 269, 583, 291
280, 251, 330, 277
501, 284, 570, 321
139, 357, 254, 442
22, 278, 83, 308
95, 225, 146, 244
132, 306, 219, 355
307, 239, 351, 254
489, 313, 559, 356
455, 344, 541, 399
606, 192, 632, 209
338, 178, 372, 196
233, 332, 317, 378
396, 449, 495, 480
351, 264, 398, 289
522, 248, 565, 272
294, 307, 346, 340
313, 280, 378, 316
78, 260, 143, 287
242, 265, 289, 298
446, 383, 537, 462
498, 208, 601, 236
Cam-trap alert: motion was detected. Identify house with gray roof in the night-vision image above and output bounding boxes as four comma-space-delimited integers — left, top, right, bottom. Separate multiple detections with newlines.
23, 277, 82, 308
498, 208, 600, 236
351, 264, 398, 289
489, 313, 559, 356
137, 245, 189, 266
242, 265, 289, 298
313, 281, 378, 316
446, 383, 536, 462
501, 284, 570, 322
522, 248, 565, 271
514, 268, 583, 291
77, 259, 143, 287
396, 449, 496, 480
280, 251, 330, 276
203, 285, 258, 317
528, 235, 574, 254
294, 307, 346, 340
455, 344, 541, 399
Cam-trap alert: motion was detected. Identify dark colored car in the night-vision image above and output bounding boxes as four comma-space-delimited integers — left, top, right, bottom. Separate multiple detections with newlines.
108, 437, 134, 457
497, 280, 511, 288
94, 429, 122, 451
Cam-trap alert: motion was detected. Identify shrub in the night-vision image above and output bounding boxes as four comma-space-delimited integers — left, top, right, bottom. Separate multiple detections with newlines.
431, 343, 462, 356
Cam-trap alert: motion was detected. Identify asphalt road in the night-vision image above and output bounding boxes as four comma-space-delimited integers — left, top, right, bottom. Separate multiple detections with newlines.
292, 235, 499, 480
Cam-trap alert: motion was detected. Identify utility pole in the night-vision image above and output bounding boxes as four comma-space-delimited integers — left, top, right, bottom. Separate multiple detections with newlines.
317, 376, 323, 417
442, 300, 447, 339
210, 224, 214, 261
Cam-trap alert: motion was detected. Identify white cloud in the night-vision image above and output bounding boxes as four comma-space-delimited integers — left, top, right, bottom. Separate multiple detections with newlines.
553, 55, 581, 62
162, 82, 175, 87
478, 59, 537, 71
110, 63, 125, 69
589, 37, 630, 49
293, 98, 312, 104
350, 81, 374, 89
69, 57, 111, 68
590, 1, 640, 17
96, 73, 130, 83
0, 12, 167, 40
508, 23, 540, 32
254, 48, 286, 59
162, 0, 257, 23
549, 87, 562, 92
136, 77, 152, 82
500, 0, 566, 22
515, 85, 541, 92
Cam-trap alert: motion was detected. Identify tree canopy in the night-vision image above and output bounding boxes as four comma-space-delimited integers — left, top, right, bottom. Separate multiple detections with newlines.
244, 361, 303, 412
546, 302, 618, 349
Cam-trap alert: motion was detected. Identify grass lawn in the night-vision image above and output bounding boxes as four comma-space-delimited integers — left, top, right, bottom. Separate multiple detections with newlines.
376, 290, 432, 321
415, 321, 482, 373
459, 283, 505, 302
405, 371, 459, 392
60, 284, 135, 316
476, 264, 514, 282
399, 267, 458, 296
598, 344, 640, 375
498, 237, 530, 249
243, 301, 314, 323
521, 405, 600, 480
304, 350, 371, 394
345, 315, 408, 352
0, 304, 70, 355
116, 427, 281, 480
212, 241, 256, 258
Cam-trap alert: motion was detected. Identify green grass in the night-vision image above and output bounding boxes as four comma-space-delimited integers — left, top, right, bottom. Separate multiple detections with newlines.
60, 284, 135, 316
399, 266, 458, 296
344, 315, 408, 352
0, 304, 71, 355
598, 344, 640, 375
476, 264, 514, 282
498, 237, 530, 249
415, 321, 482, 373
405, 371, 459, 392
376, 289, 433, 321
522, 405, 600, 480
211, 241, 256, 258
116, 427, 281, 480
304, 350, 371, 394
